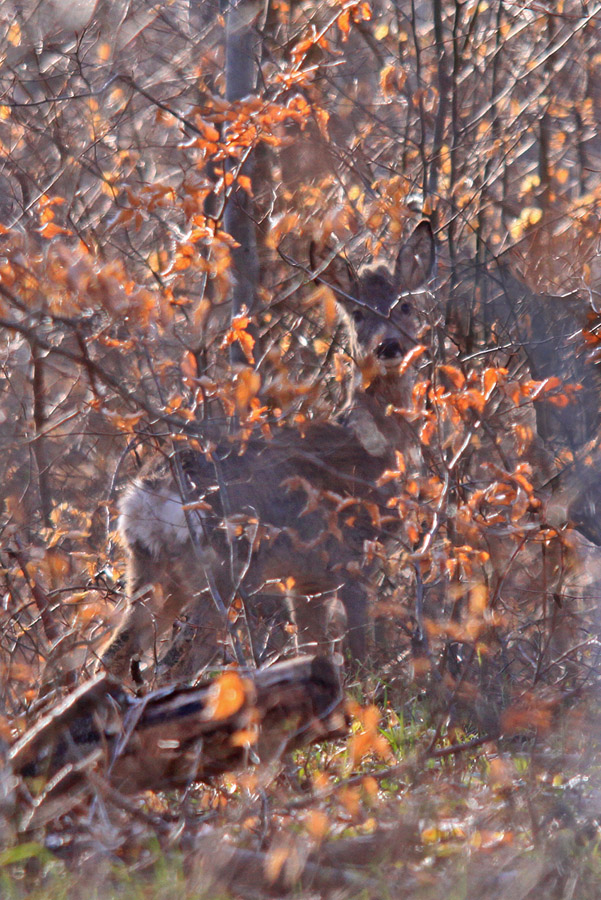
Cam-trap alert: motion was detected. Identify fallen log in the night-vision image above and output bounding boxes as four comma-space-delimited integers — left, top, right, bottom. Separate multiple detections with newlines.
10, 655, 346, 799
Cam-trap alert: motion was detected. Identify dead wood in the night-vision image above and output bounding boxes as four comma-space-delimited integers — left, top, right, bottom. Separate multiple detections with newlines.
10, 655, 347, 802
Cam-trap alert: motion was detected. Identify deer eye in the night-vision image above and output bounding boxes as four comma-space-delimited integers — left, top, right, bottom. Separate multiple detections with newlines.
400, 301, 411, 314
351, 308, 364, 324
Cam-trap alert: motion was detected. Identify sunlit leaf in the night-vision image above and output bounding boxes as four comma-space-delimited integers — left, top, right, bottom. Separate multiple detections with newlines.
7, 22, 21, 46
305, 810, 329, 840
206, 671, 248, 720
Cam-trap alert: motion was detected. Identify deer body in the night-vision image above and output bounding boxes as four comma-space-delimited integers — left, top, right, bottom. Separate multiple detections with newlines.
100, 221, 435, 680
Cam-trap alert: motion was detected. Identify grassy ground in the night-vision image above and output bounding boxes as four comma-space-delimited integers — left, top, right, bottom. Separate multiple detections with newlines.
2, 673, 600, 900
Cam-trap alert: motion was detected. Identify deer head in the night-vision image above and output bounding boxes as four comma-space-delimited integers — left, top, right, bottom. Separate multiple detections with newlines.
311, 220, 435, 376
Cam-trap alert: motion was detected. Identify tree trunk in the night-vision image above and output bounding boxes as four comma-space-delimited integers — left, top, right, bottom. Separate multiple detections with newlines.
224, 0, 261, 363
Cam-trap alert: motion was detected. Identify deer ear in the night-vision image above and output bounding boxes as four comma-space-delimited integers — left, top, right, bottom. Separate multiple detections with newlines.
394, 220, 435, 292
309, 242, 356, 300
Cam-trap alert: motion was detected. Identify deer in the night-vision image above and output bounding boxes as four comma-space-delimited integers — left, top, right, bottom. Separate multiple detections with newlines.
98, 220, 436, 683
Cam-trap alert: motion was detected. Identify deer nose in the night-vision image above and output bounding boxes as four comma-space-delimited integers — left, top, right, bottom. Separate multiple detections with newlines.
376, 338, 403, 360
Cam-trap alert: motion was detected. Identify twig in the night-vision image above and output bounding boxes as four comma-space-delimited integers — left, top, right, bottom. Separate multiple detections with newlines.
8, 542, 60, 646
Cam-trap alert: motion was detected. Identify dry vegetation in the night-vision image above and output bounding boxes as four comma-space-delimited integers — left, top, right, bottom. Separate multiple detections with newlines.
2, 1, 601, 897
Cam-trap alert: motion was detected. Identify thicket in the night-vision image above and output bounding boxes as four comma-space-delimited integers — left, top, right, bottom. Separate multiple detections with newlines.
1, 1, 601, 897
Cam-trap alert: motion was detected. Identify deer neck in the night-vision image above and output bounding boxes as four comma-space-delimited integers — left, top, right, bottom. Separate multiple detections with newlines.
343, 371, 413, 461
365, 370, 409, 409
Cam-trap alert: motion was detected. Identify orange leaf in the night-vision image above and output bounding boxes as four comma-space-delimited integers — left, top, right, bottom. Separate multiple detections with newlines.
230, 728, 258, 747
379, 65, 406, 99
359, 354, 381, 389
338, 8, 351, 37
234, 318, 256, 363
197, 118, 220, 143
264, 846, 288, 884
361, 705, 381, 731
206, 671, 248, 720
235, 368, 261, 412
46, 550, 70, 579
548, 393, 570, 408
380, 65, 396, 99
471, 829, 514, 850
362, 775, 378, 799
181, 351, 197, 380
469, 583, 488, 616
399, 344, 426, 375
323, 291, 337, 330
420, 419, 436, 446
338, 786, 361, 816
8, 22, 21, 46
439, 365, 465, 390
354, 1, 372, 21
529, 375, 562, 400
315, 107, 330, 140
237, 174, 253, 195
305, 810, 329, 840
482, 367, 503, 398
221, 312, 256, 363
103, 410, 145, 431
40, 222, 73, 239
487, 757, 514, 789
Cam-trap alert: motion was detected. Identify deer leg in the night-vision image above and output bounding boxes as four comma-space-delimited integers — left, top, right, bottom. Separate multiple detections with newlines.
289, 591, 346, 656
98, 546, 162, 679
154, 555, 233, 681
245, 587, 291, 662
340, 580, 369, 661
157, 590, 225, 682
100, 541, 224, 683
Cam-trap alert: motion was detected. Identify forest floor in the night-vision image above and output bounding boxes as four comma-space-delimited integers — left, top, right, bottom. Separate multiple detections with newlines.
2, 665, 600, 900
